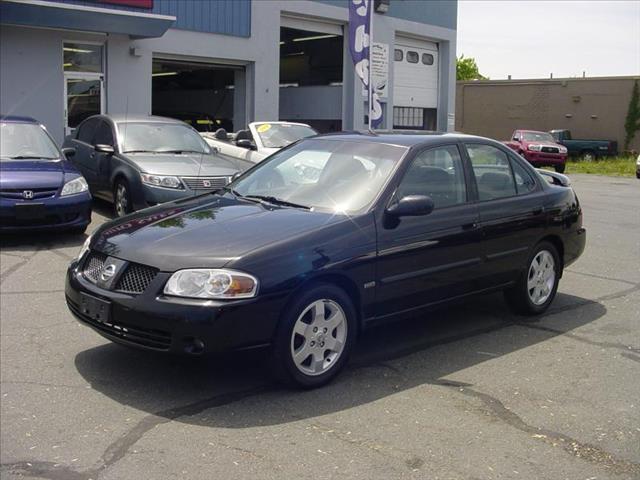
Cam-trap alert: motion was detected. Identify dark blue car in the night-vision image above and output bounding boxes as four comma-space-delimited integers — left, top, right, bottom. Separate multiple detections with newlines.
0, 115, 92, 233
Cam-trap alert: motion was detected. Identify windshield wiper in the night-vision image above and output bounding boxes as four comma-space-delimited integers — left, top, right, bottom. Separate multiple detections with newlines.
8, 156, 58, 160
123, 150, 155, 154
154, 150, 205, 154
243, 195, 310, 210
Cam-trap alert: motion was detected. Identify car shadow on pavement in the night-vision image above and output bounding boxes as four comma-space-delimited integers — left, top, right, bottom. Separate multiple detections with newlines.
73, 291, 607, 429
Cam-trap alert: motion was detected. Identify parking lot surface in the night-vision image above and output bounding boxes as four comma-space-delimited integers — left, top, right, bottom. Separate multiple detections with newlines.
1, 174, 638, 480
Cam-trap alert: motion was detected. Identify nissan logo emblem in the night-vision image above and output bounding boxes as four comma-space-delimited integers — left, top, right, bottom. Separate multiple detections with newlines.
22, 190, 34, 199
202, 180, 211, 188
101, 264, 117, 281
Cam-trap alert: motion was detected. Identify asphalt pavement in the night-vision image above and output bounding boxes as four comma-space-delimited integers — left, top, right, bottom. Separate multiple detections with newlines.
1, 174, 639, 480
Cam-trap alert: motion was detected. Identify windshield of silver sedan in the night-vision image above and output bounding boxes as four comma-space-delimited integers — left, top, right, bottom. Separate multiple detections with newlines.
230, 139, 407, 214
119, 122, 211, 155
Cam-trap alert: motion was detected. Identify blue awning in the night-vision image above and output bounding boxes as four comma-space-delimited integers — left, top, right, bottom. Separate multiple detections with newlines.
0, 0, 175, 39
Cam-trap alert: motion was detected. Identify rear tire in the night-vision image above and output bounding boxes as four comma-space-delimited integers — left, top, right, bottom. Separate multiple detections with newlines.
581, 150, 595, 162
271, 283, 357, 389
554, 164, 566, 173
504, 241, 561, 316
113, 179, 133, 218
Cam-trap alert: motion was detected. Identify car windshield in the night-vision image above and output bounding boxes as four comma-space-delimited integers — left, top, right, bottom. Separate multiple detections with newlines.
119, 122, 211, 154
230, 138, 407, 214
523, 132, 555, 143
0, 122, 60, 160
254, 123, 317, 149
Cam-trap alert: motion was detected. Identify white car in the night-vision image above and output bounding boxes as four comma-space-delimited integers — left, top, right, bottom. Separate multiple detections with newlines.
201, 121, 318, 164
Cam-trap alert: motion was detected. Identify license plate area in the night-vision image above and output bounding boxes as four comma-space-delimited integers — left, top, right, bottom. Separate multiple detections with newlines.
80, 293, 111, 323
15, 203, 46, 220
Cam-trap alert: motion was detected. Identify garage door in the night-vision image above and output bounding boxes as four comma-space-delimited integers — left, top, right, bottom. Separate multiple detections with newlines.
393, 37, 438, 129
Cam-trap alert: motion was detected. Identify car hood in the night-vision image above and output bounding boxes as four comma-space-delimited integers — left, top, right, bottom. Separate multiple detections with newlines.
125, 152, 242, 176
92, 195, 342, 271
0, 159, 77, 189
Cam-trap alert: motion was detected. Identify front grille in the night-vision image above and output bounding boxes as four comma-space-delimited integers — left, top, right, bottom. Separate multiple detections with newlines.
83, 252, 107, 282
0, 188, 58, 199
82, 252, 158, 294
115, 263, 158, 294
541, 146, 560, 154
1, 213, 79, 227
66, 296, 171, 350
181, 176, 229, 191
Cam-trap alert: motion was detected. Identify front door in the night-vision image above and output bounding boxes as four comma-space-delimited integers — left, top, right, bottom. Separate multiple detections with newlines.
375, 144, 483, 319
64, 76, 104, 136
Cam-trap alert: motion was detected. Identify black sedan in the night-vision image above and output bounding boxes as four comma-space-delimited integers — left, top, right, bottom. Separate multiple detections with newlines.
62, 115, 251, 217
65, 133, 586, 388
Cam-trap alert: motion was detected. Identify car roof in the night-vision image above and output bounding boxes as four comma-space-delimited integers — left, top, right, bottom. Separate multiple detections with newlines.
99, 114, 187, 124
0, 115, 38, 124
312, 131, 489, 148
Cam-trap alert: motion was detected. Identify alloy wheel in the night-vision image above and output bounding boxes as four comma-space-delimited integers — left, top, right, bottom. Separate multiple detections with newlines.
115, 183, 128, 217
290, 299, 348, 376
527, 250, 556, 305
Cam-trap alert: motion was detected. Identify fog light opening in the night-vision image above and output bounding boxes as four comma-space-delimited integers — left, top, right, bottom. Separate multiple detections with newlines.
183, 337, 205, 355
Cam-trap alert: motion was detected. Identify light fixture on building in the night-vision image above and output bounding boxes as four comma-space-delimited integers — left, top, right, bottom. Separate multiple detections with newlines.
292, 34, 337, 42
374, 0, 390, 13
151, 71, 178, 77
129, 47, 142, 57
63, 47, 92, 53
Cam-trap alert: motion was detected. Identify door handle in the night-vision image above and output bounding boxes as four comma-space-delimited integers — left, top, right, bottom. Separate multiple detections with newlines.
462, 222, 478, 230
532, 207, 544, 215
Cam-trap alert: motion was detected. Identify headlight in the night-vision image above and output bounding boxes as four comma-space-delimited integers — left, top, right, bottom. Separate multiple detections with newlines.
141, 173, 183, 189
61, 176, 89, 196
558, 146, 568, 154
77, 234, 92, 260
528, 144, 542, 151
164, 269, 258, 299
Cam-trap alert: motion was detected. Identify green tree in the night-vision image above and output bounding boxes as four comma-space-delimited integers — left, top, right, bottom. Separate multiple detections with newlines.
456, 54, 487, 81
624, 80, 640, 151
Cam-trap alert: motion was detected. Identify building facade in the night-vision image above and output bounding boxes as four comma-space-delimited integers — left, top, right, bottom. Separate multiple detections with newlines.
0, 0, 458, 144
456, 76, 640, 152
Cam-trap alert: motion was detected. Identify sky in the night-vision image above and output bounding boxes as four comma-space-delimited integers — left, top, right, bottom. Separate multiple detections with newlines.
457, 0, 640, 80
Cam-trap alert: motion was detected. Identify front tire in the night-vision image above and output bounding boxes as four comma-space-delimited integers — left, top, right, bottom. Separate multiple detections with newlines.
505, 241, 561, 316
554, 164, 566, 173
271, 283, 357, 388
113, 179, 133, 218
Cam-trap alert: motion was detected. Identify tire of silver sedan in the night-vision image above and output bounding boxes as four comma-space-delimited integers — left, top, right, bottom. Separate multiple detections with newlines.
504, 241, 561, 316
114, 179, 133, 218
271, 283, 357, 388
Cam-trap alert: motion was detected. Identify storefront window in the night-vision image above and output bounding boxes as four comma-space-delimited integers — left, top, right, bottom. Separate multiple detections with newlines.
63, 43, 103, 73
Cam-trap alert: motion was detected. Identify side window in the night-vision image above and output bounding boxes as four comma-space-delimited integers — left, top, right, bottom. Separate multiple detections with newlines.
510, 157, 537, 195
466, 143, 517, 201
93, 121, 114, 146
406, 51, 419, 63
396, 145, 467, 209
394, 49, 403, 61
76, 118, 98, 144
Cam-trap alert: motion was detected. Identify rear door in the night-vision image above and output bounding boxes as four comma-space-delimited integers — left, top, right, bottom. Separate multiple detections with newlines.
375, 144, 483, 319
464, 142, 547, 287
69, 117, 100, 191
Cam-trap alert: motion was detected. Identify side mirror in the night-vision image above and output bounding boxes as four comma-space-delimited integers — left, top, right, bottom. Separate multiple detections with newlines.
95, 144, 115, 155
231, 171, 242, 181
512, 137, 520, 142
61, 147, 76, 159
386, 195, 434, 217
237, 139, 255, 150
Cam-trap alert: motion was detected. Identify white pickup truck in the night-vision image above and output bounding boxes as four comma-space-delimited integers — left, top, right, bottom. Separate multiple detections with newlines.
201, 121, 318, 165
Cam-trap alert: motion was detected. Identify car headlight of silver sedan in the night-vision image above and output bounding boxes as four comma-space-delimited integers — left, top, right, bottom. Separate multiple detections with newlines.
164, 269, 258, 299
141, 173, 183, 189
61, 176, 89, 196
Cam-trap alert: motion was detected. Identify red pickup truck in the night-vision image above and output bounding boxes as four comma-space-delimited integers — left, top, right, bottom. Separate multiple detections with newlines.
504, 129, 568, 173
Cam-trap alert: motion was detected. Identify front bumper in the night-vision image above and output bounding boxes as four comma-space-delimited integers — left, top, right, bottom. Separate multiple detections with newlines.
65, 257, 286, 355
523, 151, 567, 166
0, 192, 91, 231
137, 184, 194, 210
